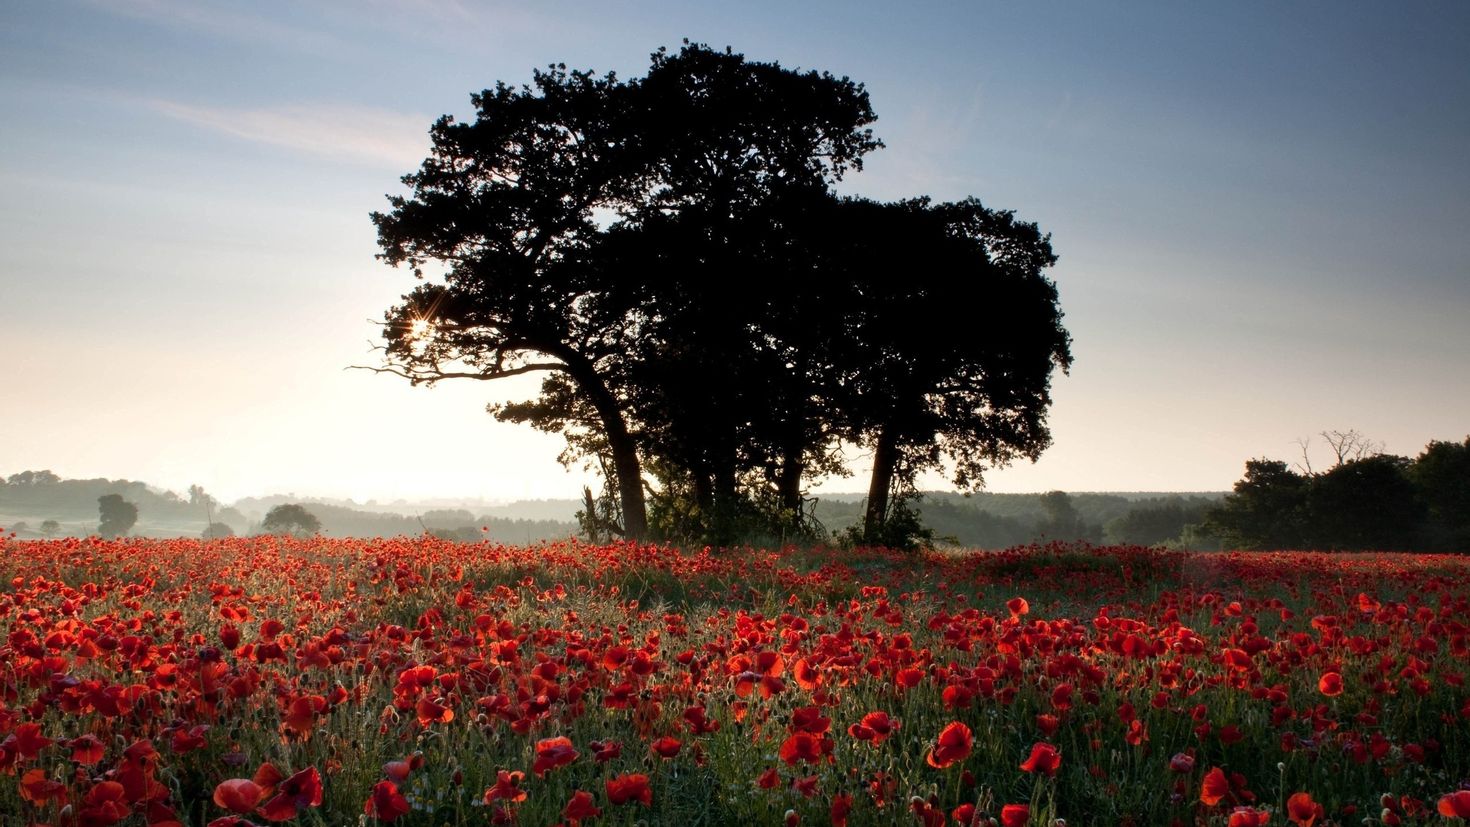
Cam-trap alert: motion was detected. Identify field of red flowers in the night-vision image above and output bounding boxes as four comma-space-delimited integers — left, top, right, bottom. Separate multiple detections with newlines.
1, 535, 1468, 826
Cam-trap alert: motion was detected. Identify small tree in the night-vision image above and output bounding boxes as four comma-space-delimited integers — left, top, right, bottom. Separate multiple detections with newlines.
98, 494, 138, 538
202, 522, 235, 539
260, 504, 321, 537
40, 519, 60, 537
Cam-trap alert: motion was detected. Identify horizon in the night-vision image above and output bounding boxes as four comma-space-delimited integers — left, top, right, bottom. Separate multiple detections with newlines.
3, 2, 1467, 505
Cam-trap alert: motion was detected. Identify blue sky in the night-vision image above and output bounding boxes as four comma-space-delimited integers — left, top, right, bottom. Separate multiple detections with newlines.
2, 1, 1467, 502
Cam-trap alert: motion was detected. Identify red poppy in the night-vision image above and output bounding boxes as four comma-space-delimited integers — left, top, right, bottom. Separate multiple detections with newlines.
1000, 804, 1029, 827
606, 773, 652, 806
589, 740, 622, 762
562, 790, 601, 825
779, 732, 833, 765
952, 802, 976, 825
1287, 792, 1323, 827
363, 781, 411, 823
18, 768, 67, 806
483, 770, 527, 804
757, 767, 781, 789
1006, 597, 1029, 617
1440, 791, 1470, 818
1229, 807, 1272, 827
69, 733, 107, 765
415, 695, 454, 726
831, 793, 854, 827
651, 736, 682, 758
1318, 672, 1344, 697
1019, 742, 1061, 777
926, 722, 973, 769
212, 779, 263, 814
1200, 767, 1230, 806
532, 736, 579, 776
258, 767, 322, 822
849, 710, 899, 744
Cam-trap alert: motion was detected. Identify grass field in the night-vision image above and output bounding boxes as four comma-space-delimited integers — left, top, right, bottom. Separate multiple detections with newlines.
2, 536, 1468, 826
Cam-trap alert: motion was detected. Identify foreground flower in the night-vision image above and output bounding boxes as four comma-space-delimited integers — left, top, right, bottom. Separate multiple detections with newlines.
606, 773, 652, 806
562, 790, 602, 825
1229, 806, 1272, 827
1000, 804, 1029, 827
1286, 792, 1322, 827
1317, 672, 1343, 697
1440, 791, 1470, 818
212, 779, 263, 814
1019, 742, 1061, 777
1200, 767, 1230, 806
533, 736, 579, 776
258, 767, 322, 822
363, 781, 411, 823
926, 722, 973, 769
484, 770, 527, 804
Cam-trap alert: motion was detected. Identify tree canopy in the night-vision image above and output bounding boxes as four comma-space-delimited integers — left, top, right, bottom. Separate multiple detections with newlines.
97, 494, 138, 538
370, 43, 1069, 546
260, 504, 322, 537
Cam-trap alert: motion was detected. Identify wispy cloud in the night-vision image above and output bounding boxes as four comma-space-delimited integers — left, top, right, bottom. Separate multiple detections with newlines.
150, 101, 432, 169
84, 0, 340, 53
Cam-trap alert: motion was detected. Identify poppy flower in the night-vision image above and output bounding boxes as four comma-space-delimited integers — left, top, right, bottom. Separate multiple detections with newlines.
18, 768, 67, 806
363, 781, 411, 823
589, 740, 622, 762
1000, 804, 1029, 827
1019, 742, 1061, 777
1440, 791, 1470, 818
1318, 672, 1343, 697
484, 770, 527, 804
849, 711, 899, 744
779, 732, 833, 765
258, 767, 322, 822
68, 733, 107, 765
606, 773, 652, 806
952, 802, 976, 825
831, 793, 853, 827
757, 767, 781, 789
1007, 597, 1029, 617
651, 736, 682, 758
1200, 767, 1230, 806
926, 722, 973, 769
212, 779, 263, 814
562, 790, 601, 825
532, 736, 578, 776
1229, 807, 1272, 827
1287, 792, 1323, 827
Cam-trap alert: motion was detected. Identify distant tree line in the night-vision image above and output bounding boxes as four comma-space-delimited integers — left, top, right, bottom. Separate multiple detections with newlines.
1, 471, 577, 543
1201, 435, 1469, 552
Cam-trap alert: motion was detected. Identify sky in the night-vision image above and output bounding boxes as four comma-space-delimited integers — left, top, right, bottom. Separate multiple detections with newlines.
2, 1, 1467, 504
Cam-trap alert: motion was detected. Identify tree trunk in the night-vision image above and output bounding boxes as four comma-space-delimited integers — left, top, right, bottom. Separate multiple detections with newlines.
559, 354, 649, 541
777, 441, 805, 524
863, 424, 898, 541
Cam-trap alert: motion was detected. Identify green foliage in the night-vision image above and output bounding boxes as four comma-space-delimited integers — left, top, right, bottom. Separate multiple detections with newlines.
1412, 436, 1470, 551
260, 503, 322, 537
96, 493, 137, 538
201, 521, 234, 539
1205, 437, 1470, 552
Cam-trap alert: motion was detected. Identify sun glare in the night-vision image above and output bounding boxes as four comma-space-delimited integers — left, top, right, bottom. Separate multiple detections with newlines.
408, 318, 433, 339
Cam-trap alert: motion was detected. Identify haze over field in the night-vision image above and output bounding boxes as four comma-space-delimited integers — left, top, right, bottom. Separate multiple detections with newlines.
2, 2, 1467, 504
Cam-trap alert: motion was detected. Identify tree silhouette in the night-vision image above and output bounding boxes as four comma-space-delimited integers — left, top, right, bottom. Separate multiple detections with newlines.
260, 504, 321, 537
97, 494, 138, 538
370, 43, 880, 541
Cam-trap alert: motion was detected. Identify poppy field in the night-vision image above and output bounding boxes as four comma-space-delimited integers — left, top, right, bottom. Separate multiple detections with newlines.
1, 536, 1468, 826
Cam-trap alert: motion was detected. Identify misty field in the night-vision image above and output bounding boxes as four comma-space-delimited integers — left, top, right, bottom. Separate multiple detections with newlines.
2, 537, 1469, 826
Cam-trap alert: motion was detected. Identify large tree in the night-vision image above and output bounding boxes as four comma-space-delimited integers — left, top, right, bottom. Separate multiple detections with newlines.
370, 44, 879, 541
